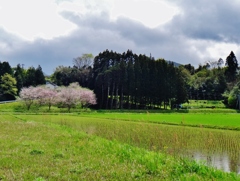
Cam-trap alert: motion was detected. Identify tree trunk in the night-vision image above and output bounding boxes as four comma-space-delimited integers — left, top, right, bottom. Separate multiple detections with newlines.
110, 83, 115, 109
106, 83, 110, 109
115, 84, 119, 109
101, 84, 104, 109
120, 86, 123, 109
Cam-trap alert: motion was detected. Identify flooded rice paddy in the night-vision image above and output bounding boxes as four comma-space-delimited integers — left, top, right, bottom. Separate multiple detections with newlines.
16, 114, 240, 174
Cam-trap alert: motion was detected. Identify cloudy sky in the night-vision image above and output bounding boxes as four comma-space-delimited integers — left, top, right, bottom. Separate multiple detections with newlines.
0, 0, 240, 74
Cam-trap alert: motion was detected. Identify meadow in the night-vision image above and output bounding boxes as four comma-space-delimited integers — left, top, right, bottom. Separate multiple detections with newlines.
0, 102, 240, 180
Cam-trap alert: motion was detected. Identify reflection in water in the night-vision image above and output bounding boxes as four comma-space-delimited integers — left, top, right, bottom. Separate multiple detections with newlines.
189, 151, 240, 174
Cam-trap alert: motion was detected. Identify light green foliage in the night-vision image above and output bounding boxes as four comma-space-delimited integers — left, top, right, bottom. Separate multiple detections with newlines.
228, 95, 237, 108
182, 99, 225, 107
223, 82, 240, 108
178, 66, 191, 85
0, 73, 17, 97
73, 53, 94, 68
190, 69, 211, 89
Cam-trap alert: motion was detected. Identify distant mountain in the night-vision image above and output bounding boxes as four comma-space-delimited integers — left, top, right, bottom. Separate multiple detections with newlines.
43, 72, 50, 77
167, 61, 182, 67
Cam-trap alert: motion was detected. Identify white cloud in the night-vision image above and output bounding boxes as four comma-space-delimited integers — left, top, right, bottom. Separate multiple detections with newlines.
206, 43, 240, 61
57, 1, 87, 15
0, 0, 76, 40
1, 0, 240, 75
111, 0, 179, 28
57, 0, 113, 16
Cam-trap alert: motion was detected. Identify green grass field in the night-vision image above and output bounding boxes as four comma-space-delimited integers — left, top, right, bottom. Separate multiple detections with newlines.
0, 115, 239, 180
78, 111, 240, 131
0, 102, 240, 180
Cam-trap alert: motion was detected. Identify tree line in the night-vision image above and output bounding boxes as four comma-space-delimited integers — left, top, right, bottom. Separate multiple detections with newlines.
0, 63, 45, 101
51, 50, 240, 109
91, 50, 188, 109
1, 50, 239, 109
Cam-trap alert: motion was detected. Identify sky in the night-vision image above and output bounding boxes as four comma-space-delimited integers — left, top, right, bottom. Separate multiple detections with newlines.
0, 0, 240, 75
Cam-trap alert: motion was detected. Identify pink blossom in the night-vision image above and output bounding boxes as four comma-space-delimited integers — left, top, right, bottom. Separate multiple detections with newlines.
19, 86, 40, 110
19, 82, 97, 111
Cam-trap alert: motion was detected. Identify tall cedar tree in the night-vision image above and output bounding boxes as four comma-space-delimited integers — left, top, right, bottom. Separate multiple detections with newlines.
35, 65, 46, 85
0, 61, 12, 76
14, 64, 25, 94
225, 51, 238, 82
25, 66, 46, 87
92, 50, 188, 109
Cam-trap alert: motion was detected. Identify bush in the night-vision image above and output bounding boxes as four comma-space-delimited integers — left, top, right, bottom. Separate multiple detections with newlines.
228, 96, 237, 108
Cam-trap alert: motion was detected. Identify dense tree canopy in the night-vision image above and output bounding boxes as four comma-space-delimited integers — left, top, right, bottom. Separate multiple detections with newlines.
51, 65, 92, 87
24, 66, 46, 87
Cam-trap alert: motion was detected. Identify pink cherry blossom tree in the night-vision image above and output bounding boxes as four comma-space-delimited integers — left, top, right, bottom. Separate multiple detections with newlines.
56, 82, 97, 112
55, 85, 81, 112
19, 82, 97, 112
80, 89, 97, 108
36, 86, 57, 110
20, 86, 57, 110
34, 86, 46, 106
19, 86, 40, 110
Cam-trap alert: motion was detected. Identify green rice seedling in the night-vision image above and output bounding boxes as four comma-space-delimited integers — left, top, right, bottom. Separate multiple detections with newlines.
84, 112, 240, 130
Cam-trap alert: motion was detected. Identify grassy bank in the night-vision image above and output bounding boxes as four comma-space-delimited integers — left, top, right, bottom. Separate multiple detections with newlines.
0, 117, 239, 180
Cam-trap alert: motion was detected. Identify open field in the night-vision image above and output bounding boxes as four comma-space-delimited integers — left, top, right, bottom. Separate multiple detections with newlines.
0, 113, 240, 177
0, 102, 240, 180
0, 114, 240, 180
